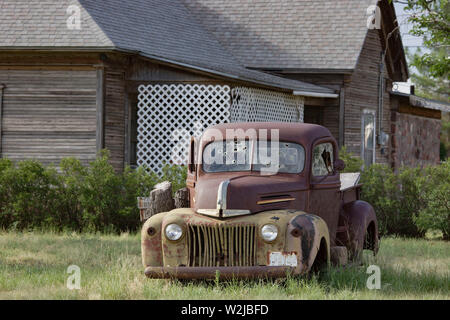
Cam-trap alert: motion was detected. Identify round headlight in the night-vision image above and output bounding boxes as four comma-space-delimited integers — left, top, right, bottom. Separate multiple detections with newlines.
165, 223, 183, 241
261, 224, 278, 242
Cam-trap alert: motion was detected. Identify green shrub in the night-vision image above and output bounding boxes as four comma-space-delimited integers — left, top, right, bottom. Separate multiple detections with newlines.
0, 151, 161, 233
414, 161, 450, 239
360, 162, 449, 238
161, 163, 187, 194
0, 160, 61, 230
339, 146, 364, 173
118, 165, 159, 231
360, 164, 403, 236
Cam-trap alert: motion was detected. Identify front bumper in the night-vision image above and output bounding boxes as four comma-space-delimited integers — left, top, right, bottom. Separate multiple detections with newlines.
144, 266, 295, 280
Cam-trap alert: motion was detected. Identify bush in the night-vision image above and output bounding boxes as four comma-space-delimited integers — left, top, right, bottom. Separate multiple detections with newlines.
0, 159, 61, 230
0, 151, 167, 233
339, 146, 364, 173
360, 162, 450, 238
414, 161, 450, 239
161, 163, 188, 194
360, 164, 407, 236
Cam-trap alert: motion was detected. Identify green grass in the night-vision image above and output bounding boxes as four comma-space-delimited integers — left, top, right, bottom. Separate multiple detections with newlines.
0, 231, 448, 299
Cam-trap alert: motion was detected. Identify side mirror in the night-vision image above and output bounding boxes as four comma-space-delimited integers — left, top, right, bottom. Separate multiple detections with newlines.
334, 159, 346, 172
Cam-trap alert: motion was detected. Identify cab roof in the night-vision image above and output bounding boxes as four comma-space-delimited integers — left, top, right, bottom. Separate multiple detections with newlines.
201, 122, 334, 149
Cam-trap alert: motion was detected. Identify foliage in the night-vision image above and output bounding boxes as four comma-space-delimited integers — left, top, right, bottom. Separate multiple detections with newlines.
360, 164, 411, 236
408, 47, 450, 101
414, 161, 450, 239
0, 159, 60, 231
440, 112, 450, 160
160, 164, 188, 195
338, 146, 364, 173
360, 161, 450, 238
399, 0, 450, 79
0, 151, 167, 233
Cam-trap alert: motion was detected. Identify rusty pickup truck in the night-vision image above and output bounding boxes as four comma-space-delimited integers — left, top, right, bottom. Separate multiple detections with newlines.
141, 122, 379, 279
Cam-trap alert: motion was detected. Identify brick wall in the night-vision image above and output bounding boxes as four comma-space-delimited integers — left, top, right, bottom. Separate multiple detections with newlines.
391, 112, 441, 170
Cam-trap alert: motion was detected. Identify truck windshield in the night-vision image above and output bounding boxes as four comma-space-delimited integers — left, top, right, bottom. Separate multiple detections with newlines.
202, 140, 305, 173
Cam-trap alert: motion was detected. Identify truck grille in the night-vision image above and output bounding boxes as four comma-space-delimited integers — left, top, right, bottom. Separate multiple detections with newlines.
187, 224, 257, 267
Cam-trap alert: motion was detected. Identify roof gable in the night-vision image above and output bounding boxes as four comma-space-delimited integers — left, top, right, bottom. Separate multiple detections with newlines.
0, 0, 112, 48
181, 0, 378, 70
0, 0, 335, 94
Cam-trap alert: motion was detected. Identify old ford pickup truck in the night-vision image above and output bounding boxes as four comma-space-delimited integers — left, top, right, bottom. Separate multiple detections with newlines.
141, 122, 379, 279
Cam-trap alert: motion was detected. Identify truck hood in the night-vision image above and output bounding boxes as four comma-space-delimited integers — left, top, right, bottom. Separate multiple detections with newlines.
194, 174, 308, 218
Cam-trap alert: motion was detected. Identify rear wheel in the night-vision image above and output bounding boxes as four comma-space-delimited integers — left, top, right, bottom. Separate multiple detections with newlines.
351, 223, 377, 264
310, 238, 329, 274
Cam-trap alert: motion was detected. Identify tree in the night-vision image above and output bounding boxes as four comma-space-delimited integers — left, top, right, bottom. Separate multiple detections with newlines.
397, 1, 450, 159
407, 47, 449, 101
396, 0, 450, 79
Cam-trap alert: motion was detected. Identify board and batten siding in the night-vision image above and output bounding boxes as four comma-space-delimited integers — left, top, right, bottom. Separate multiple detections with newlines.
344, 29, 391, 164
0, 69, 98, 166
104, 68, 126, 172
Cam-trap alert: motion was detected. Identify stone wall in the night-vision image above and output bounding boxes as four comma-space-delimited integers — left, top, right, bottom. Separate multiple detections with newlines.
391, 112, 441, 170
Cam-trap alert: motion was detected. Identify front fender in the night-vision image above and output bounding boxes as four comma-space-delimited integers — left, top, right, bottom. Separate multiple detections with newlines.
141, 211, 172, 268
341, 200, 379, 258
287, 214, 330, 274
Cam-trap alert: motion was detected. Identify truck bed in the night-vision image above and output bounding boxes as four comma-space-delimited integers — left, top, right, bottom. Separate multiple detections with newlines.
340, 172, 362, 203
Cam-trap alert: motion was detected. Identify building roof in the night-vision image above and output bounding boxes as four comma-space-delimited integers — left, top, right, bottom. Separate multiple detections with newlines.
181, 0, 379, 70
391, 91, 450, 113
0, 0, 335, 95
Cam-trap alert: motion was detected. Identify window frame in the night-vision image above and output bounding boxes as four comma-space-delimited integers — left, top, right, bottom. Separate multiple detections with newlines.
361, 109, 376, 168
201, 139, 306, 174
311, 141, 336, 178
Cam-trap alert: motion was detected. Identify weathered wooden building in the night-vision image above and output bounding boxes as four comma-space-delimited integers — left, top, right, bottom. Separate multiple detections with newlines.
0, 0, 335, 172
183, 0, 448, 169
0, 0, 447, 172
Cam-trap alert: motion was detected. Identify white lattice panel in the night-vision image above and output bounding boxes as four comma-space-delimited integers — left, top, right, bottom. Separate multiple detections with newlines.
230, 87, 304, 123
137, 84, 230, 173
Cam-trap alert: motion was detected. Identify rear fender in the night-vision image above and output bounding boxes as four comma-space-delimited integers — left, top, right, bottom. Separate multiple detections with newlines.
341, 200, 379, 258
287, 214, 330, 274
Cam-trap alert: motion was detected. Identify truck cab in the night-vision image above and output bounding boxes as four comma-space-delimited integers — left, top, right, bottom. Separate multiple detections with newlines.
142, 122, 378, 279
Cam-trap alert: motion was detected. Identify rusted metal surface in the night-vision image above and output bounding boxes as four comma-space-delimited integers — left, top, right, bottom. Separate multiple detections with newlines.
186, 224, 257, 267
337, 200, 379, 260
142, 209, 331, 277
141, 122, 378, 279
144, 266, 295, 280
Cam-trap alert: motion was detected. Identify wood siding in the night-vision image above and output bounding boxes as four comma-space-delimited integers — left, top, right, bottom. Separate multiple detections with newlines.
282, 74, 343, 143
0, 68, 97, 166
104, 67, 126, 171
282, 29, 392, 164
344, 29, 391, 164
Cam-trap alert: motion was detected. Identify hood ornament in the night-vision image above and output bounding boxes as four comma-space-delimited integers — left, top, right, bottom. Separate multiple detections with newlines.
197, 180, 251, 218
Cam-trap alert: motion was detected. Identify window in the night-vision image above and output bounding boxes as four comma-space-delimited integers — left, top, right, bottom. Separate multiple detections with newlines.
312, 143, 334, 176
362, 109, 376, 167
202, 140, 305, 174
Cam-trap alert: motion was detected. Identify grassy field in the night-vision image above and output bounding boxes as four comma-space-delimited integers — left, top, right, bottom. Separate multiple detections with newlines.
0, 231, 448, 300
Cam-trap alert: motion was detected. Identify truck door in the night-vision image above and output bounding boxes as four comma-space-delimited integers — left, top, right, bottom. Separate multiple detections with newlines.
308, 140, 341, 246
